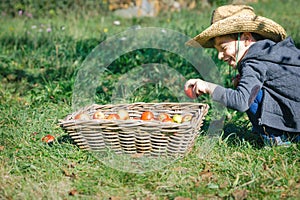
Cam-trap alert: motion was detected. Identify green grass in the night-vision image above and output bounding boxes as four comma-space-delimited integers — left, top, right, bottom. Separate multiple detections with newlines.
1, 0, 300, 199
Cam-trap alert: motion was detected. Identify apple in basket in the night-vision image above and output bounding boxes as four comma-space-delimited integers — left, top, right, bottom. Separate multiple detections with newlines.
162, 118, 174, 123
172, 114, 183, 123
93, 111, 105, 120
106, 113, 120, 120
74, 113, 90, 120
158, 113, 171, 122
140, 111, 154, 121
117, 109, 129, 120
182, 114, 193, 122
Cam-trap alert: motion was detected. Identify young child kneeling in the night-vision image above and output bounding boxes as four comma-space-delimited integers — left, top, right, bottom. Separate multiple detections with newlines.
185, 5, 300, 146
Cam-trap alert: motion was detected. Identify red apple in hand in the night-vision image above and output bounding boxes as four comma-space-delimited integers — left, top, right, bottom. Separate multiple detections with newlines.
184, 85, 198, 99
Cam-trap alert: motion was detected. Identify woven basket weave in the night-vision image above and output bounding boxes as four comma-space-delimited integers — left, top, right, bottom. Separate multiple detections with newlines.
59, 102, 209, 157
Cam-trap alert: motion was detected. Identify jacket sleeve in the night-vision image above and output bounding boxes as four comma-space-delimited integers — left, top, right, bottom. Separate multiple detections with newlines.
211, 60, 267, 112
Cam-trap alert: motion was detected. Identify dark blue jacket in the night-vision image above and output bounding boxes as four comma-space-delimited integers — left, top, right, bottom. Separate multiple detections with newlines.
212, 37, 300, 132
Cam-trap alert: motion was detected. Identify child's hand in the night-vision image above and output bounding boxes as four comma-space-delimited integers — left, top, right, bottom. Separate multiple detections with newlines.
185, 79, 218, 97
184, 79, 207, 97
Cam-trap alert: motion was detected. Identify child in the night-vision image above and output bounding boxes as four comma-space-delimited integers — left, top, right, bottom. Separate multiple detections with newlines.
185, 4, 300, 146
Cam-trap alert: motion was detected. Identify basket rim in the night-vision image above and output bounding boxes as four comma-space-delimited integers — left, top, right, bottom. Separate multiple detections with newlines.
59, 102, 209, 124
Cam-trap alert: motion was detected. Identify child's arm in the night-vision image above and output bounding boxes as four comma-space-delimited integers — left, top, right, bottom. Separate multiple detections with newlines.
185, 57, 267, 112
184, 78, 218, 96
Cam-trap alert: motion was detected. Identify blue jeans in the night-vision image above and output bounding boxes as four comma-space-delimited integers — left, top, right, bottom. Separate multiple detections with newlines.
247, 90, 300, 146
247, 90, 264, 134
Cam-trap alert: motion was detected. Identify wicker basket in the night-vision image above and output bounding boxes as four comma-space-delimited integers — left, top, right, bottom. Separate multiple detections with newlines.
59, 102, 209, 157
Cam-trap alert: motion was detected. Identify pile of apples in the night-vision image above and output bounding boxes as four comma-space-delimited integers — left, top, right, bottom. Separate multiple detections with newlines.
74, 109, 193, 124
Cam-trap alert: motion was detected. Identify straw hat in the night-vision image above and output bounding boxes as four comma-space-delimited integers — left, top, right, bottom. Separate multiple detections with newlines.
186, 5, 286, 48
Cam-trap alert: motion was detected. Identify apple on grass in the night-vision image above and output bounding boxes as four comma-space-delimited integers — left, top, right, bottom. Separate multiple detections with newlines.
42, 134, 55, 143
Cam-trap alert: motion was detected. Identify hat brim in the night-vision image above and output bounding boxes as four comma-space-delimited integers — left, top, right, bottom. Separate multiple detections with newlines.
186, 15, 286, 48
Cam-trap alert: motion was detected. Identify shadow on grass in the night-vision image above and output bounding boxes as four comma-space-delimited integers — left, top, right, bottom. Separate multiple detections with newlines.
57, 134, 77, 146
201, 119, 265, 149
222, 122, 265, 149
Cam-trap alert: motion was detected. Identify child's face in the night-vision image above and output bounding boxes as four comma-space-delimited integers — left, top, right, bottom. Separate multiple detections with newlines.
214, 34, 250, 68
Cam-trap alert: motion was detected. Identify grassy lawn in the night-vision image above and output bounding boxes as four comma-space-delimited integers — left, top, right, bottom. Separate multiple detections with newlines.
1, 0, 300, 199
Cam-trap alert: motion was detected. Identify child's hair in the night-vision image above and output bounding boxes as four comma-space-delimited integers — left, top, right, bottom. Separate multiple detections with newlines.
227, 32, 266, 41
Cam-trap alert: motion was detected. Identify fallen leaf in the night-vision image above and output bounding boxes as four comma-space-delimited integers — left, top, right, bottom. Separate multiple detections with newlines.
220, 181, 229, 189
131, 153, 144, 158
232, 189, 248, 200
0, 146, 4, 151
174, 197, 191, 200
62, 168, 70, 176
232, 151, 244, 158
32, 132, 38, 136
280, 192, 288, 199
172, 167, 188, 173
68, 162, 76, 168
197, 195, 222, 200
69, 189, 78, 196
263, 163, 269, 170
109, 197, 121, 200
102, 86, 108, 93
199, 169, 213, 181
295, 179, 300, 189
62, 169, 77, 179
